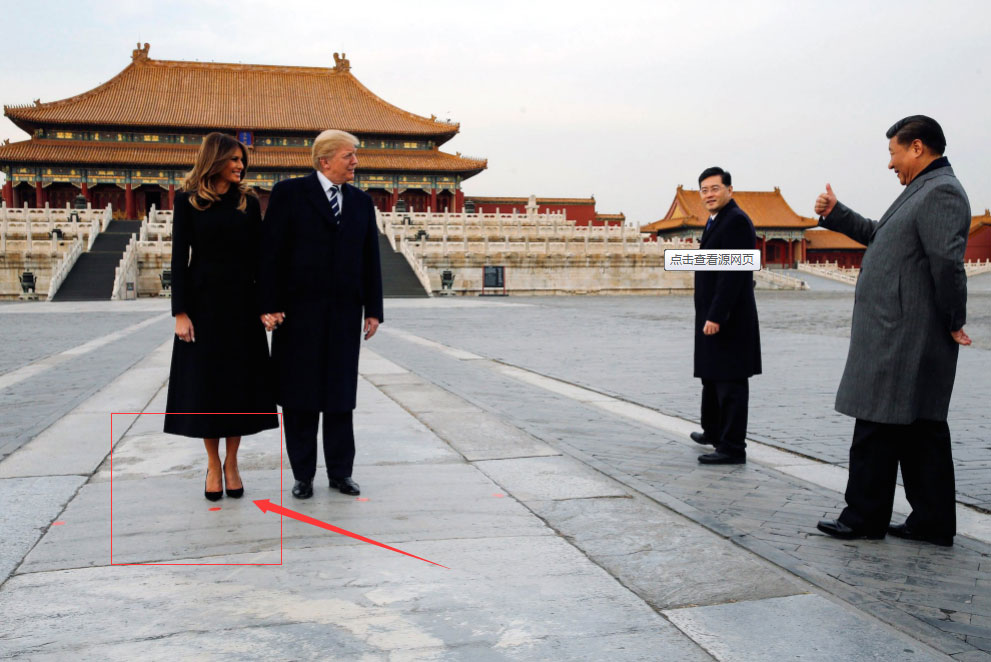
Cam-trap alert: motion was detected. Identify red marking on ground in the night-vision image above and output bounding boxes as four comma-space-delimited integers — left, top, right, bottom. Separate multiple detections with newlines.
253, 499, 448, 569
493, 493, 505, 498
355, 497, 369, 502
209, 507, 222, 511
53, 521, 65, 526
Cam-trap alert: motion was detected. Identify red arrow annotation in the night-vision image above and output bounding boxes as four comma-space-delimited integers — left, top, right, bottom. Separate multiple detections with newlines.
253, 499, 448, 569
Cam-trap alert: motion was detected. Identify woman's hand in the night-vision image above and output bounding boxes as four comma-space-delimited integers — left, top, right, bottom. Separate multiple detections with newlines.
175, 313, 195, 343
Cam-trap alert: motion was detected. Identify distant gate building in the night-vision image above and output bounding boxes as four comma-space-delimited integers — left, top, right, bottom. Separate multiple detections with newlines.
640, 185, 817, 267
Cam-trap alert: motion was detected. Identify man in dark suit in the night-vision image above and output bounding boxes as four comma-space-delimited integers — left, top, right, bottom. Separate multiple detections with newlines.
690, 167, 762, 465
815, 116, 971, 546
259, 129, 384, 499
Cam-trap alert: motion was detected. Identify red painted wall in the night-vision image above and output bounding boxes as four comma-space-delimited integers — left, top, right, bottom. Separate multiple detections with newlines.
807, 250, 863, 268
966, 225, 991, 262
471, 201, 597, 225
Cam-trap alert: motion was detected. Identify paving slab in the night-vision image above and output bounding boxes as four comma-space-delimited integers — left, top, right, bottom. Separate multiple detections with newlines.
0, 475, 86, 583
527, 495, 806, 610
1, 537, 713, 661
0, 339, 170, 478
475, 455, 630, 501
376, 382, 482, 414
417, 409, 559, 461
664, 594, 946, 661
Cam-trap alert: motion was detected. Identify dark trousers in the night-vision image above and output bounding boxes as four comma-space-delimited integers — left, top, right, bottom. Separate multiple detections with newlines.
700, 378, 748, 457
839, 418, 956, 537
283, 407, 355, 482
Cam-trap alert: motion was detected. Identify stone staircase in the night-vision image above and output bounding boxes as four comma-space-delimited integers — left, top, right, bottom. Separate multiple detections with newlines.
51, 220, 141, 301
379, 234, 429, 297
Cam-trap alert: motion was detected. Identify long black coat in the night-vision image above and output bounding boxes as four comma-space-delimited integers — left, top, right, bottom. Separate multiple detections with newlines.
258, 173, 384, 413
164, 189, 279, 438
694, 198, 762, 380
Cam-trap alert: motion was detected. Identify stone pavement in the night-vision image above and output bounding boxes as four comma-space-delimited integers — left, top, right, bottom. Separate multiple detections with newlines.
363, 295, 991, 659
376, 285, 991, 510
0, 299, 964, 660
0, 300, 175, 461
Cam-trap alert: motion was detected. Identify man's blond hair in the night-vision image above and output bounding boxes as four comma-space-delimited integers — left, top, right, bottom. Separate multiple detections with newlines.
312, 129, 359, 170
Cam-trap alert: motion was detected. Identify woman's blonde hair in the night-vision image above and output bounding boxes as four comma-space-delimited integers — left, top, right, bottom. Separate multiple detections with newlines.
312, 129, 359, 170
183, 132, 252, 211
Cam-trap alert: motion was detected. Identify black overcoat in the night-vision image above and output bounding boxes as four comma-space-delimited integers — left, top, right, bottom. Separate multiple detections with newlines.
258, 173, 384, 413
164, 189, 279, 438
693, 199, 762, 380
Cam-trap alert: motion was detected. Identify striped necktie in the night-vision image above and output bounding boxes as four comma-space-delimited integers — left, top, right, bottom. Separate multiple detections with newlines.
329, 185, 341, 217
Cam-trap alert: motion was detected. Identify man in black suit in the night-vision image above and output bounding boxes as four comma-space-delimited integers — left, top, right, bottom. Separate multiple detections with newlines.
690, 167, 762, 464
259, 129, 384, 499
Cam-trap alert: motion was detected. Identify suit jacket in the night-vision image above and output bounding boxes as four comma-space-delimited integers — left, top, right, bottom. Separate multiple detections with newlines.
694, 198, 762, 380
820, 165, 969, 424
258, 172, 384, 412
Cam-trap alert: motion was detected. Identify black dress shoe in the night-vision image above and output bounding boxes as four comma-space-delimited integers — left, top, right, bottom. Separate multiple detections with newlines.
888, 522, 953, 547
698, 451, 745, 464
690, 431, 711, 445
292, 480, 313, 499
204, 469, 223, 502
329, 476, 360, 495
816, 519, 885, 540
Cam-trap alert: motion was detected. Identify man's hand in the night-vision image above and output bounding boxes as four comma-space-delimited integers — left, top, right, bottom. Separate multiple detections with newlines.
703, 320, 720, 335
175, 313, 195, 343
261, 312, 285, 332
364, 317, 380, 340
814, 183, 837, 218
951, 328, 972, 346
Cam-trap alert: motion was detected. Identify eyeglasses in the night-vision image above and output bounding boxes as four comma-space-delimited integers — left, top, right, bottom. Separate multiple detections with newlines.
699, 186, 724, 195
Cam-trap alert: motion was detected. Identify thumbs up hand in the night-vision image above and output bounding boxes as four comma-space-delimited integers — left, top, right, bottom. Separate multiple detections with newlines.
814, 183, 837, 218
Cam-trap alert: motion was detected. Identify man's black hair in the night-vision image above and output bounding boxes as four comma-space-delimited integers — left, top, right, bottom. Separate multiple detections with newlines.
886, 115, 946, 155
698, 166, 731, 187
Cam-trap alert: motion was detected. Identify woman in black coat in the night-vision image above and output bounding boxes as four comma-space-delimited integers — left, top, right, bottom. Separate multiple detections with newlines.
164, 133, 279, 501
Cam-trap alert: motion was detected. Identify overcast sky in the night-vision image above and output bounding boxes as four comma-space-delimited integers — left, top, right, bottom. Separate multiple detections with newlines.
1, 0, 988, 225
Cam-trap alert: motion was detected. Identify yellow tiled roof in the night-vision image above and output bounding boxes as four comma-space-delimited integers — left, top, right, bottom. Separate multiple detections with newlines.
804, 228, 866, 250
4, 46, 460, 140
0, 139, 487, 174
642, 186, 818, 233
971, 210, 991, 235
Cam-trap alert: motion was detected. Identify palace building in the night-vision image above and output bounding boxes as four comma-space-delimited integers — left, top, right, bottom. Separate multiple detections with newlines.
0, 44, 487, 219
640, 186, 817, 267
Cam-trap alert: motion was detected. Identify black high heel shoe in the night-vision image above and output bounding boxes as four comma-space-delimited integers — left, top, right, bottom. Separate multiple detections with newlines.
224, 463, 244, 498
204, 468, 223, 502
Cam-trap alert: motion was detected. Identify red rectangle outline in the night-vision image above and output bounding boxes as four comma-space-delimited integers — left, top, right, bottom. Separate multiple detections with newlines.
110, 411, 283, 566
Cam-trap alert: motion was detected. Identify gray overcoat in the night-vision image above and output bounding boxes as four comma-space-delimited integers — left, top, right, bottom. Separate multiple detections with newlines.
821, 164, 970, 424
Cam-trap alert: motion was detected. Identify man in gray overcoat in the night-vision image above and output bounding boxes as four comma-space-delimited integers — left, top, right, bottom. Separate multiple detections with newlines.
815, 116, 971, 547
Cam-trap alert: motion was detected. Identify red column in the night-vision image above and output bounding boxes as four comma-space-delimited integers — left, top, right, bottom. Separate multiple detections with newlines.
35, 181, 45, 208
168, 184, 175, 210
125, 183, 136, 219
759, 237, 766, 267
80, 181, 90, 202
2, 180, 12, 207
429, 187, 437, 213
455, 190, 465, 213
